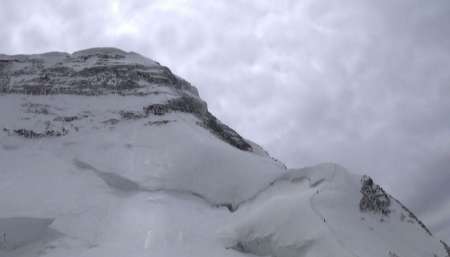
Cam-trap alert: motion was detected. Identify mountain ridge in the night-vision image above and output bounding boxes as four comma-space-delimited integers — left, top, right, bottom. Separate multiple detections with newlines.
0, 47, 259, 152
0, 47, 196, 96
0, 48, 447, 257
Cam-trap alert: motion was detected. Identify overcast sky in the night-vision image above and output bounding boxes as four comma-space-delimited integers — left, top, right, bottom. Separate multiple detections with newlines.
1, 0, 449, 241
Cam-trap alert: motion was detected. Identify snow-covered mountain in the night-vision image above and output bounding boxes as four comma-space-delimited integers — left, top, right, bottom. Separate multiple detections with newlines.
0, 47, 447, 257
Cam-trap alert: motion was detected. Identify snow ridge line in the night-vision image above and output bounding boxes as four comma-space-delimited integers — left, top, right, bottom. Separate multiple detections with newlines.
73, 158, 346, 217
231, 164, 338, 212
310, 164, 360, 257
72, 158, 231, 210
230, 174, 309, 211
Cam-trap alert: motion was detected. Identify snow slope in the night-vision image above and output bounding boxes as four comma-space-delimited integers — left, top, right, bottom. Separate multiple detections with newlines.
223, 164, 447, 257
0, 48, 447, 257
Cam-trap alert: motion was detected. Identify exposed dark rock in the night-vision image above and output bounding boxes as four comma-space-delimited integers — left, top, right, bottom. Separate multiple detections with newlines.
14, 129, 43, 138
167, 96, 207, 115
143, 96, 252, 151
143, 104, 169, 116
1, 48, 252, 151
102, 118, 120, 125
4, 128, 68, 139
54, 116, 79, 122
0, 51, 199, 96
359, 175, 391, 215
145, 120, 174, 126
391, 196, 433, 236
119, 111, 145, 120
144, 97, 206, 116
22, 103, 53, 115
202, 113, 252, 151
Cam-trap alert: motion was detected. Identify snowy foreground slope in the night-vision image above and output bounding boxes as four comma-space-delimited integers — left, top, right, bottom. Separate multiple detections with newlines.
0, 48, 447, 257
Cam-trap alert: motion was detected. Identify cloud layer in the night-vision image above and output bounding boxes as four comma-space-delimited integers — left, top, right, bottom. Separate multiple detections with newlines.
1, 0, 449, 241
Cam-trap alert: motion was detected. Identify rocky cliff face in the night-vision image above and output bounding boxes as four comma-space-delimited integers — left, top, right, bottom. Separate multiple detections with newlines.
0, 47, 253, 151
0, 48, 196, 96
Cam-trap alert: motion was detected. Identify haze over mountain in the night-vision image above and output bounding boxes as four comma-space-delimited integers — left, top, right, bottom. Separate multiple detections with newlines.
0, 48, 448, 257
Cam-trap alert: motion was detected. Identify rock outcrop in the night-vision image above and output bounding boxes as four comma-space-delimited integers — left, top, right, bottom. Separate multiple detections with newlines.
0, 47, 252, 151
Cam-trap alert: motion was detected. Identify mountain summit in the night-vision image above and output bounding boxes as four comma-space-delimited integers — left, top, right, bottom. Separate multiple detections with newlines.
0, 48, 447, 257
